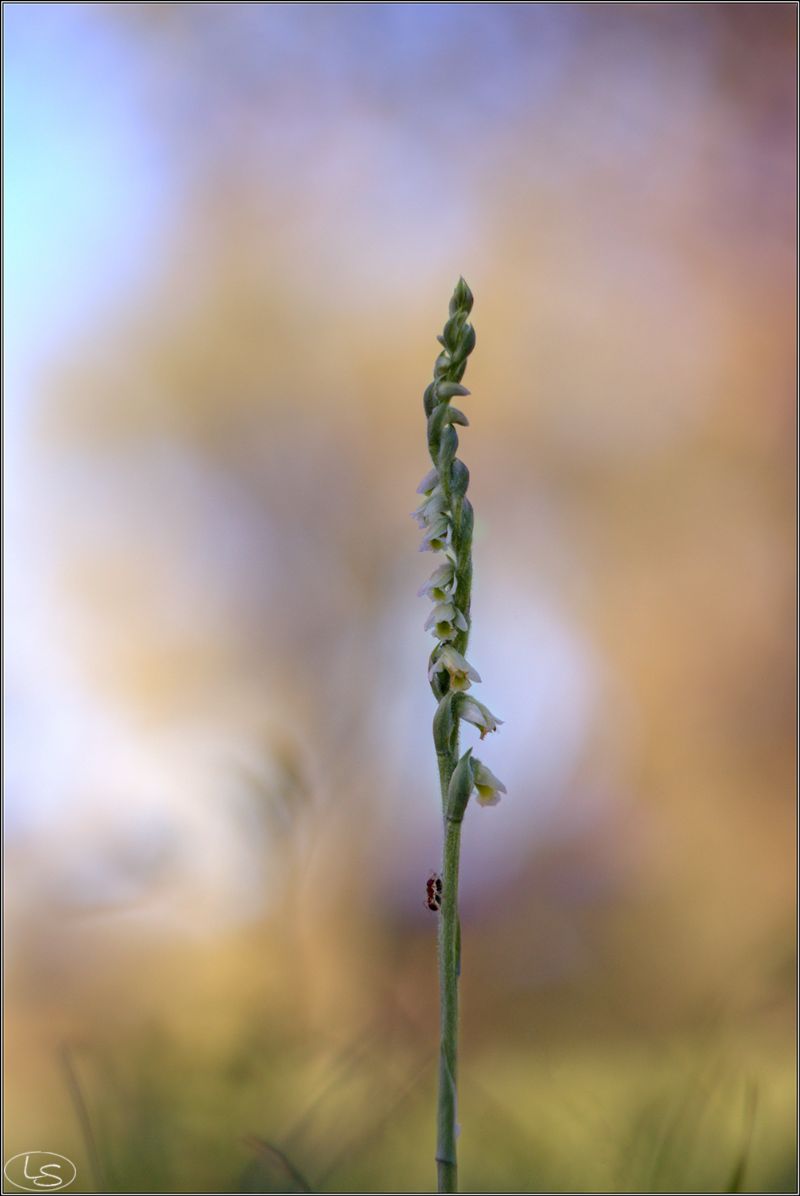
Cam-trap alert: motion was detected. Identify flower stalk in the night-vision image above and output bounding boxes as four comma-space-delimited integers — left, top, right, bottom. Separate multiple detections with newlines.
414, 279, 505, 1193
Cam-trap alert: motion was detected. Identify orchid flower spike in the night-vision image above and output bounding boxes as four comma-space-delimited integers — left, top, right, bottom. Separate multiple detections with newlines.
417, 278, 504, 771
415, 279, 507, 1192
415, 279, 507, 1193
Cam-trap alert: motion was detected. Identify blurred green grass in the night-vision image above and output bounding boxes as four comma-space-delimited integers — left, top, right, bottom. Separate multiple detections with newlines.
17, 1015, 791, 1193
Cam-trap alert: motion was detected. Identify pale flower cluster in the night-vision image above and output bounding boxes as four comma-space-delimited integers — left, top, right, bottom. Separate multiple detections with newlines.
415, 465, 506, 807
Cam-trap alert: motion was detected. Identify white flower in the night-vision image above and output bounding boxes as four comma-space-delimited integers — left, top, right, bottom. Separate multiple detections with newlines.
417, 562, 455, 602
419, 515, 453, 555
416, 467, 439, 495
411, 487, 448, 529
428, 645, 481, 691
458, 696, 503, 739
424, 602, 469, 641
472, 759, 506, 806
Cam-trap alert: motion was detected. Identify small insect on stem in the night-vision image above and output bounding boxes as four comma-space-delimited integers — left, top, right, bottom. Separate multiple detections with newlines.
426, 871, 443, 912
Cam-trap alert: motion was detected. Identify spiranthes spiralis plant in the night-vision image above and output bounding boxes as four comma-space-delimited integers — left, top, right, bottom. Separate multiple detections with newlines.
414, 278, 505, 1193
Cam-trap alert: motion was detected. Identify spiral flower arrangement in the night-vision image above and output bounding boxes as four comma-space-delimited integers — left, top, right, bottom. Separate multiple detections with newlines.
414, 278, 505, 1192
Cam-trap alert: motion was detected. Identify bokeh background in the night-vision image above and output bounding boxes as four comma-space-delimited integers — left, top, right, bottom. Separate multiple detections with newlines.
4, 3, 796, 1192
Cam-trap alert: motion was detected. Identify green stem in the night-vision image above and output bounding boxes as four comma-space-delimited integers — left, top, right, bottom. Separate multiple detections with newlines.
436, 813, 462, 1193
436, 501, 469, 1190
437, 753, 452, 816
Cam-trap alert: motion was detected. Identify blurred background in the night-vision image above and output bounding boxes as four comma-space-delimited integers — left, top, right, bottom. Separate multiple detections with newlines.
3, 3, 796, 1192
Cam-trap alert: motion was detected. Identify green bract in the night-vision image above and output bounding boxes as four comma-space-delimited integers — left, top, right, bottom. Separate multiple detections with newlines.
446, 749, 474, 823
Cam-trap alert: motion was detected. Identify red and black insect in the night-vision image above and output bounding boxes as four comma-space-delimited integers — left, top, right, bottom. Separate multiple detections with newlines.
425, 871, 443, 912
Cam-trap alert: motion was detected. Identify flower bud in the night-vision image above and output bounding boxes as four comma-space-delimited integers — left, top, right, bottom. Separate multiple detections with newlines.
427, 403, 450, 450
435, 381, 471, 400
423, 382, 438, 417
433, 352, 451, 379
442, 314, 464, 354
449, 276, 474, 317
445, 407, 469, 427
450, 323, 476, 365
451, 459, 470, 499
449, 358, 468, 385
